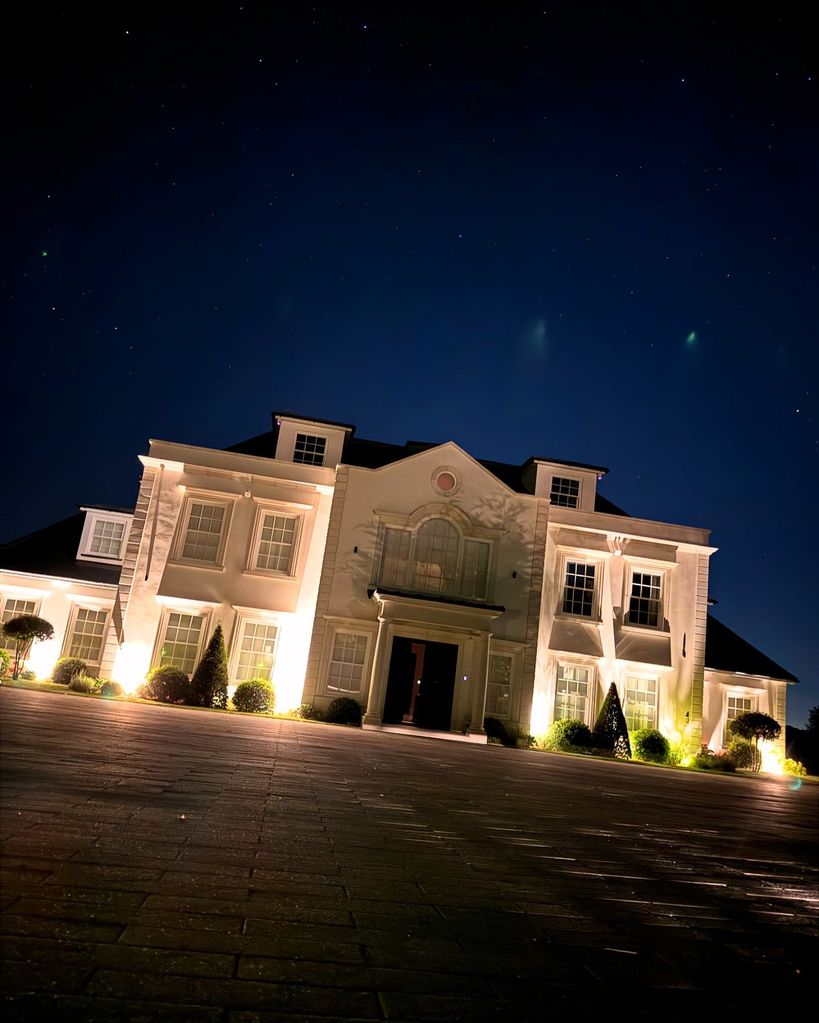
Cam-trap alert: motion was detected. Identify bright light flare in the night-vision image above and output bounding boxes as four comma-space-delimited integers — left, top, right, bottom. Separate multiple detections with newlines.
529, 691, 551, 742
112, 642, 151, 694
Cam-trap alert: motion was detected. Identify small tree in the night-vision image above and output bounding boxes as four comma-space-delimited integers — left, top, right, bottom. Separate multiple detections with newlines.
728, 711, 781, 773
592, 683, 631, 759
191, 624, 229, 709
2, 615, 54, 679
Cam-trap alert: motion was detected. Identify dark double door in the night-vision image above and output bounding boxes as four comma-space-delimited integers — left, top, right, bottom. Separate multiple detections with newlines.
383, 638, 458, 731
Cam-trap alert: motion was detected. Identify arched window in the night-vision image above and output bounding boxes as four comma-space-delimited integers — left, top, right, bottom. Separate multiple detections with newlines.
377, 516, 491, 600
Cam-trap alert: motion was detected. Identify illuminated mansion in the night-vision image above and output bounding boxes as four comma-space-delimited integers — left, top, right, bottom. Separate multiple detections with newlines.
0, 412, 796, 750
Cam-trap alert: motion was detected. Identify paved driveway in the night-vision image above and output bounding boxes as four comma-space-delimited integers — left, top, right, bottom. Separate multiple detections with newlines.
1, 688, 817, 1021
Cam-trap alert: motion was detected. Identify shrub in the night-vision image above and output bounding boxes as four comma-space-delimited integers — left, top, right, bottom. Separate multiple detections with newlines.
190, 625, 229, 709
0, 649, 10, 677
728, 711, 782, 773
592, 683, 631, 759
632, 728, 670, 764
68, 674, 99, 693
485, 717, 534, 748
2, 615, 54, 678
138, 665, 195, 705
541, 718, 594, 752
233, 678, 274, 713
100, 680, 125, 698
783, 758, 806, 777
52, 657, 88, 686
19, 670, 36, 680
692, 750, 736, 772
726, 738, 754, 769
298, 703, 325, 721
325, 697, 363, 726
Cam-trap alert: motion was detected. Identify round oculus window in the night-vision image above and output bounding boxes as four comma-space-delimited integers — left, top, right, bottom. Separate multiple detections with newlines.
433, 469, 458, 494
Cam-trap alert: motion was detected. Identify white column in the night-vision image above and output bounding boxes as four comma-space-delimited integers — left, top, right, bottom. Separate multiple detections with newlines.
363, 615, 390, 726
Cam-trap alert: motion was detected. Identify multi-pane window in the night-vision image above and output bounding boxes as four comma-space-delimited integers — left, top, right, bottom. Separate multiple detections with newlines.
377, 519, 491, 601
1, 599, 37, 650
234, 621, 278, 682
413, 519, 460, 593
159, 612, 204, 674
623, 676, 658, 731
327, 632, 368, 694
554, 663, 591, 722
293, 433, 327, 466
550, 476, 580, 508
88, 519, 126, 559
254, 513, 298, 574
68, 608, 109, 665
486, 654, 513, 717
626, 572, 662, 627
725, 695, 755, 744
181, 503, 225, 563
562, 561, 596, 617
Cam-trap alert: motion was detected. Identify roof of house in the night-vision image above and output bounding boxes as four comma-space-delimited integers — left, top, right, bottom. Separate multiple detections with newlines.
226, 422, 629, 515
0, 513, 123, 586
705, 614, 798, 683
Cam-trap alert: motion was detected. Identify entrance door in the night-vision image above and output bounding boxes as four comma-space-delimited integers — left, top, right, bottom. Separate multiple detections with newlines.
382, 638, 458, 730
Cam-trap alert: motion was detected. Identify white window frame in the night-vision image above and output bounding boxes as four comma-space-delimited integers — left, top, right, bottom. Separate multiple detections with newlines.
622, 563, 670, 632
486, 652, 514, 719
293, 432, 327, 466
152, 607, 211, 675
62, 602, 112, 669
173, 494, 234, 568
621, 672, 660, 732
1, 595, 42, 652
322, 625, 373, 698
77, 510, 132, 565
557, 554, 602, 621
246, 504, 302, 578
228, 612, 280, 684
723, 691, 759, 746
376, 516, 494, 602
550, 476, 581, 508
553, 660, 596, 726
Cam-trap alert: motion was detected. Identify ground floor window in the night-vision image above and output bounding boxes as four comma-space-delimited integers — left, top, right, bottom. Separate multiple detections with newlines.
1, 598, 38, 651
554, 663, 591, 723
158, 612, 205, 674
327, 632, 368, 695
486, 654, 512, 717
622, 675, 658, 731
233, 620, 278, 682
724, 694, 756, 745
67, 607, 109, 666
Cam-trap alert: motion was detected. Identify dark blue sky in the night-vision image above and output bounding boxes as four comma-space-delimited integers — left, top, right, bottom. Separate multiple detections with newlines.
5, 3, 817, 724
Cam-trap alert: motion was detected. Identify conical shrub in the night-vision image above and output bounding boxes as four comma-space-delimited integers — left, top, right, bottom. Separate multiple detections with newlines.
191, 624, 229, 709
592, 682, 631, 759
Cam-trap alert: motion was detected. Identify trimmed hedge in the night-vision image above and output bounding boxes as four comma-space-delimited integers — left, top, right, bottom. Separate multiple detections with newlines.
541, 718, 593, 752
138, 665, 195, 705
485, 717, 535, 748
100, 680, 125, 698
632, 728, 670, 764
233, 678, 274, 713
325, 697, 363, 726
52, 657, 88, 686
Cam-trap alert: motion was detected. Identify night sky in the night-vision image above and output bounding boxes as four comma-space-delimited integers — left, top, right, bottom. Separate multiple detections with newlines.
5, 3, 817, 724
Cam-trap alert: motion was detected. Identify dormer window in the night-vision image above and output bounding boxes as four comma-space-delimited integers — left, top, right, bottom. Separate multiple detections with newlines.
293, 433, 327, 466
550, 476, 580, 508
77, 510, 132, 565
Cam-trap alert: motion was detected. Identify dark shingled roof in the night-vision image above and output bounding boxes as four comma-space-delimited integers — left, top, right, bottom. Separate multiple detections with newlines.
705, 615, 798, 683
0, 513, 122, 585
226, 419, 627, 508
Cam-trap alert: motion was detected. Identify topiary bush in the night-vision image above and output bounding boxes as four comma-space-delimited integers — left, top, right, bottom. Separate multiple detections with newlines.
52, 656, 88, 686
726, 738, 754, 769
3, 614, 54, 678
541, 718, 594, 752
138, 665, 195, 705
191, 625, 229, 709
100, 680, 125, 698
632, 728, 670, 764
233, 678, 274, 713
68, 674, 99, 693
298, 703, 326, 721
484, 717, 534, 748
325, 697, 363, 726
592, 683, 631, 759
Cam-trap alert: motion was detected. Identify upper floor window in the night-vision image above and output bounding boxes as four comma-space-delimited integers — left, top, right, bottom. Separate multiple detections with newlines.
625, 571, 663, 628
562, 561, 596, 617
550, 476, 580, 508
177, 499, 230, 566
78, 510, 132, 564
293, 433, 327, 466
622, 675, 658, 731
378, 517, 492, 601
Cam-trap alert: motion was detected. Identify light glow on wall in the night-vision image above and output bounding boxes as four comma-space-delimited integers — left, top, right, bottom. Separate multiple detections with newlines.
271, 612, 314, 713
112, 642, 152, 693
759, 740, 786, 775
529, 691, 551, 740
26, 638, 61, 680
